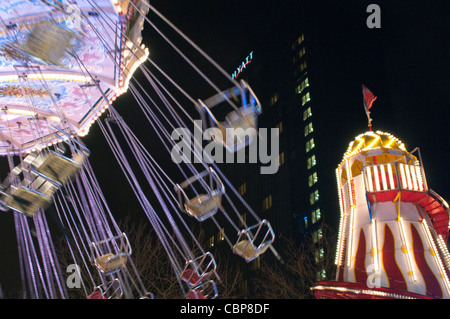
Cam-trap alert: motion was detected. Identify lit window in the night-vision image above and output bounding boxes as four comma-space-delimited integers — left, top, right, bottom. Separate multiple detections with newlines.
270, 92, 279, 106
218, 228, 225, 241
303, 107, 312, 120
306, 138, 315, 153
308, 172, 318, 187
303, 77, 309, 88
276, 122, 283, 135
314, 248, 324, 263
278, 152, 285, 166
293, 33, 305, 49
301, 92, 311, 106
304, 122, 313, 136
312, 208, 321, 223
310, 190, 319, 205
296, 78, 309, 94
238, 182, 247, 195
303, 216, 308, 229
298, 46, 306, 59
313, 228, 323, 243
307, 155, 316, 169
316, 269, 326, 281
262, 194, 273, 211
300, 61, 307, 72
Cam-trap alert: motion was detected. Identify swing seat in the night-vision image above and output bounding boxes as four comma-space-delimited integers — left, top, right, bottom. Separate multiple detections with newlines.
21, 21, 77, 65
4, 186, 52, 217
180, 252, 217, 287
176, 168, 225, 222
94, 253, 128, 275
184, 189, 223, 221
90, 233, 131, 275
198, 80, 261, 153
233, 219, 275, 262
216, 106, 257, 152
233, 239, 271, 261
32, 151, 85, 186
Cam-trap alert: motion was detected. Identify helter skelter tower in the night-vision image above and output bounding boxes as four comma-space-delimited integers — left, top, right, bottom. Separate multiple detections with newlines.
312, 88, 450, 299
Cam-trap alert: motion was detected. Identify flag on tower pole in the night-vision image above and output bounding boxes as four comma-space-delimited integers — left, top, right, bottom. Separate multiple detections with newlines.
362, 84, 377, 130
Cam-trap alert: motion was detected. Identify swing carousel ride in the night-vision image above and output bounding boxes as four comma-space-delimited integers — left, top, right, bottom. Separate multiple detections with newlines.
0, 0, 275, 299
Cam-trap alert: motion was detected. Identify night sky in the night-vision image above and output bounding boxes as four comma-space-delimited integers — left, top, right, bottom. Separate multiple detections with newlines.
0, 0, 449, 296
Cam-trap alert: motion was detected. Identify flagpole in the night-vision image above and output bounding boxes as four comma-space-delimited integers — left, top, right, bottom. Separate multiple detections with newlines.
362, 85, 376, 132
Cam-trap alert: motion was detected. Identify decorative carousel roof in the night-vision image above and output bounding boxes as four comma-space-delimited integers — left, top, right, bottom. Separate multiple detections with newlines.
0, 0, 149, 155
342, 130, 408, 162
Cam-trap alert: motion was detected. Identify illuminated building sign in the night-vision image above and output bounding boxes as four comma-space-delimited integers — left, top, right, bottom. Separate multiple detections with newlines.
231, 51, 253, 80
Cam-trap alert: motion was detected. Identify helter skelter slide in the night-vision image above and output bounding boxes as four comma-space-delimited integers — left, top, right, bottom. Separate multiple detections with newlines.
312, 88, 450, 299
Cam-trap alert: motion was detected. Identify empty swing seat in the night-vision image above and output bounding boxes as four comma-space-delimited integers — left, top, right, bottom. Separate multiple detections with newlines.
94, 253, 128, 275
3, 186, 52, 217
233, 219, 275, 262
176, 168, 225, 222
31, 151, 85, 186
184, 189, 223, 221
197, 80, 262, 153
90, 233, 131, 276
180, 252, 217, 287
233, 239, 271, 260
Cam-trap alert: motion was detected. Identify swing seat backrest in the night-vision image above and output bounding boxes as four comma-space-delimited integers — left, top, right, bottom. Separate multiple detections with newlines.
184, 189, 223, 221
233, 220, 275, 262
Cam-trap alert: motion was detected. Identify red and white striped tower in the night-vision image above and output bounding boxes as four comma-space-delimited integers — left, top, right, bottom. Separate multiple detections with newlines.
312, 131, 450, 299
